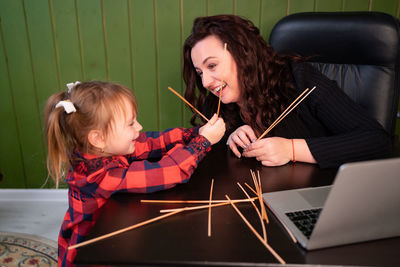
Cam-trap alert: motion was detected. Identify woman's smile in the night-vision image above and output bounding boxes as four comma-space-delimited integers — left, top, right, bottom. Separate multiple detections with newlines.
212, 82, 226, 96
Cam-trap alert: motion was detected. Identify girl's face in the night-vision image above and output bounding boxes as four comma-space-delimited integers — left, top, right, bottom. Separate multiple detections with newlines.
104, 98, 142, 156
191, 35, 241, 104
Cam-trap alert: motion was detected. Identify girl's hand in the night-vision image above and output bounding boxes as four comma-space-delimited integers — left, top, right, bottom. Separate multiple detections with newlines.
242, 137, 292, 166
199, 114, 226, 145
226, 125, 257, 158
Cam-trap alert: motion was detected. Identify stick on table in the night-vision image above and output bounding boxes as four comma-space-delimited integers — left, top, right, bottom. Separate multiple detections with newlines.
68, 209, 184, 250
208, 178, 214, 237
225, 195, 286, 264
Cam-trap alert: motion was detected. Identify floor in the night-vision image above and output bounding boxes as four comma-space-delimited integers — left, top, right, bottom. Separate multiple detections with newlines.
0, 189, 68, 241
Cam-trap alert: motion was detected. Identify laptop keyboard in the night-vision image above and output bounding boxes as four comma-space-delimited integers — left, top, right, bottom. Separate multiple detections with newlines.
285, 208, 322, 239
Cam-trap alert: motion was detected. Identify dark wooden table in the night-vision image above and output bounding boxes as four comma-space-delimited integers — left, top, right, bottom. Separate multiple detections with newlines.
75, 143, 400, 266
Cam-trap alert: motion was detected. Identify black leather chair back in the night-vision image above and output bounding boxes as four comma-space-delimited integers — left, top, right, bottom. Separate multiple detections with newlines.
269, 11, 400, 136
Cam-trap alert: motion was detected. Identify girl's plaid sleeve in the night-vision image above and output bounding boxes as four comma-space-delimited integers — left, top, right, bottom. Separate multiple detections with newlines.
96, 134, 211, 195
131, 127, 200, 160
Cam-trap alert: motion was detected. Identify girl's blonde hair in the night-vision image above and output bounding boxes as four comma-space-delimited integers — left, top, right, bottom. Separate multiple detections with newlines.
44, 81, 137, 187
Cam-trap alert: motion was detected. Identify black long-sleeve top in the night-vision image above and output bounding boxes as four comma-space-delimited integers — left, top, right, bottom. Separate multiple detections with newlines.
214, 62, 392, 168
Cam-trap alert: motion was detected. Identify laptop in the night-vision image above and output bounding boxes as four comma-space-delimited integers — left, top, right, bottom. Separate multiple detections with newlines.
262, 157, 400, 250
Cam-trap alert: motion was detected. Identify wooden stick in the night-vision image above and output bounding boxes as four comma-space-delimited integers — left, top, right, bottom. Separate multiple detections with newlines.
168, 86, 209, 122
142, 199, 254, 204
237, 184, 258, 211
250, 170, 295, 243
225, 195, 286, 264
258, 87, 309, 140
159, 198, 256, 213
216, 43, 227, 117
68, 209, 184, 250
250, 173, 296, 243
263, 200, 298, 244
258, 86, 316, 140
237, 182, 267, 242
250, 170, 269, 224
250, 170, 259, 195
208, 179, 214, 237
244, 182, 257, 195
257, 170, 269, 223
216, 85, 222, 116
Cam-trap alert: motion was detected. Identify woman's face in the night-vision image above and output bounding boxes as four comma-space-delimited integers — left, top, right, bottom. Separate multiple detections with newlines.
191, 35, 241, 104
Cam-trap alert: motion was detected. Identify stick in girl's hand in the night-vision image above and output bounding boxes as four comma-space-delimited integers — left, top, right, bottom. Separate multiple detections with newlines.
168, 86, 209, 122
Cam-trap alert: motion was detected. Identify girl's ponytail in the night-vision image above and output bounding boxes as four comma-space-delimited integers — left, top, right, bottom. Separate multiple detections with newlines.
44, 92, 72, 188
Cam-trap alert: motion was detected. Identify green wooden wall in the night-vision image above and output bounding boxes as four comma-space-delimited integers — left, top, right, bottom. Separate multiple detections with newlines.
0, 0, 399, 188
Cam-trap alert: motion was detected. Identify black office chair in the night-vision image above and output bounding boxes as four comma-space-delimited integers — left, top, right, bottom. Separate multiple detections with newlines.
269, 11, 400, 141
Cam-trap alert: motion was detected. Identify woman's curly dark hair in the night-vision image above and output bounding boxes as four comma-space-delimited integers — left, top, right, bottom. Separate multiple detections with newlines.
183, 14, 302, 136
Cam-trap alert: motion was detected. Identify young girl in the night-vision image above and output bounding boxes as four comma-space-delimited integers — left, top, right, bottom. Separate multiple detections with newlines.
44, 81, 225, 266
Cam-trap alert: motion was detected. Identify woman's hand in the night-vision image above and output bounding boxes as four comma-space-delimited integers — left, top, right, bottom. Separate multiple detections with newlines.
226, 125, 257, 158
227, 125, 317, 165
242, 137, 292, 166
199, 114, 226, 145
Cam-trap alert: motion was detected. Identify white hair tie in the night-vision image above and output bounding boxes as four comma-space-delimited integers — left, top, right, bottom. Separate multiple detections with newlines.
56, 100, 76, 114
66, 81, 80, 94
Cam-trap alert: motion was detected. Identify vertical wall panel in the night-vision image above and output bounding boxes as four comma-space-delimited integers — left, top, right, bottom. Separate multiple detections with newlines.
0, 0, 47, 188
51, 0, 83, 85
398, 0, 400, 18
208, 0, 234, 15
156, 0, 184, 129
259, 0, 287, 40
130, 0, 159, 131
181, 0, 208, 48
76, 0, 107, 80
181, 0, 207, 127
315, 0, 343, 11
0, 22, 26, 188
343, 0, 370, 11
24, 0, 60, 123
235, 0, 261, 27
103, 0, 133, 87
370, 0, 398, 16
288, 0, 316, 14
181, 0, 208, 41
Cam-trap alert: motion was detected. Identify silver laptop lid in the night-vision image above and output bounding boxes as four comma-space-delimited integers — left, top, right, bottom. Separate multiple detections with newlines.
308, 157, 400, 249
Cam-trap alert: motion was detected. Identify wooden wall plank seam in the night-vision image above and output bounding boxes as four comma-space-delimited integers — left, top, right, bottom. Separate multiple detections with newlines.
181, 0, 208, 127
130, 0, 159, 131
52, 0, 84, 85
156, 0, 183, 130
154, 0, 161, 131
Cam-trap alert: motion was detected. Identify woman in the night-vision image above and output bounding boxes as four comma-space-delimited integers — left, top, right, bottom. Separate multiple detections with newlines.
183, 14, 392, 168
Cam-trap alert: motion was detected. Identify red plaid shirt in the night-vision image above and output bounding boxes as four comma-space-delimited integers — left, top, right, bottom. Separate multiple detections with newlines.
58, 127, 211, 266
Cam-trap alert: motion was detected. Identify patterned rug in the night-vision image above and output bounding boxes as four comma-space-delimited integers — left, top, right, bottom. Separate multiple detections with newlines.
0, 232, 57, 266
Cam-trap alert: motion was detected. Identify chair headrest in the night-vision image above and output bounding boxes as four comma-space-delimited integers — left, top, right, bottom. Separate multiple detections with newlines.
269, 12, 400, 66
